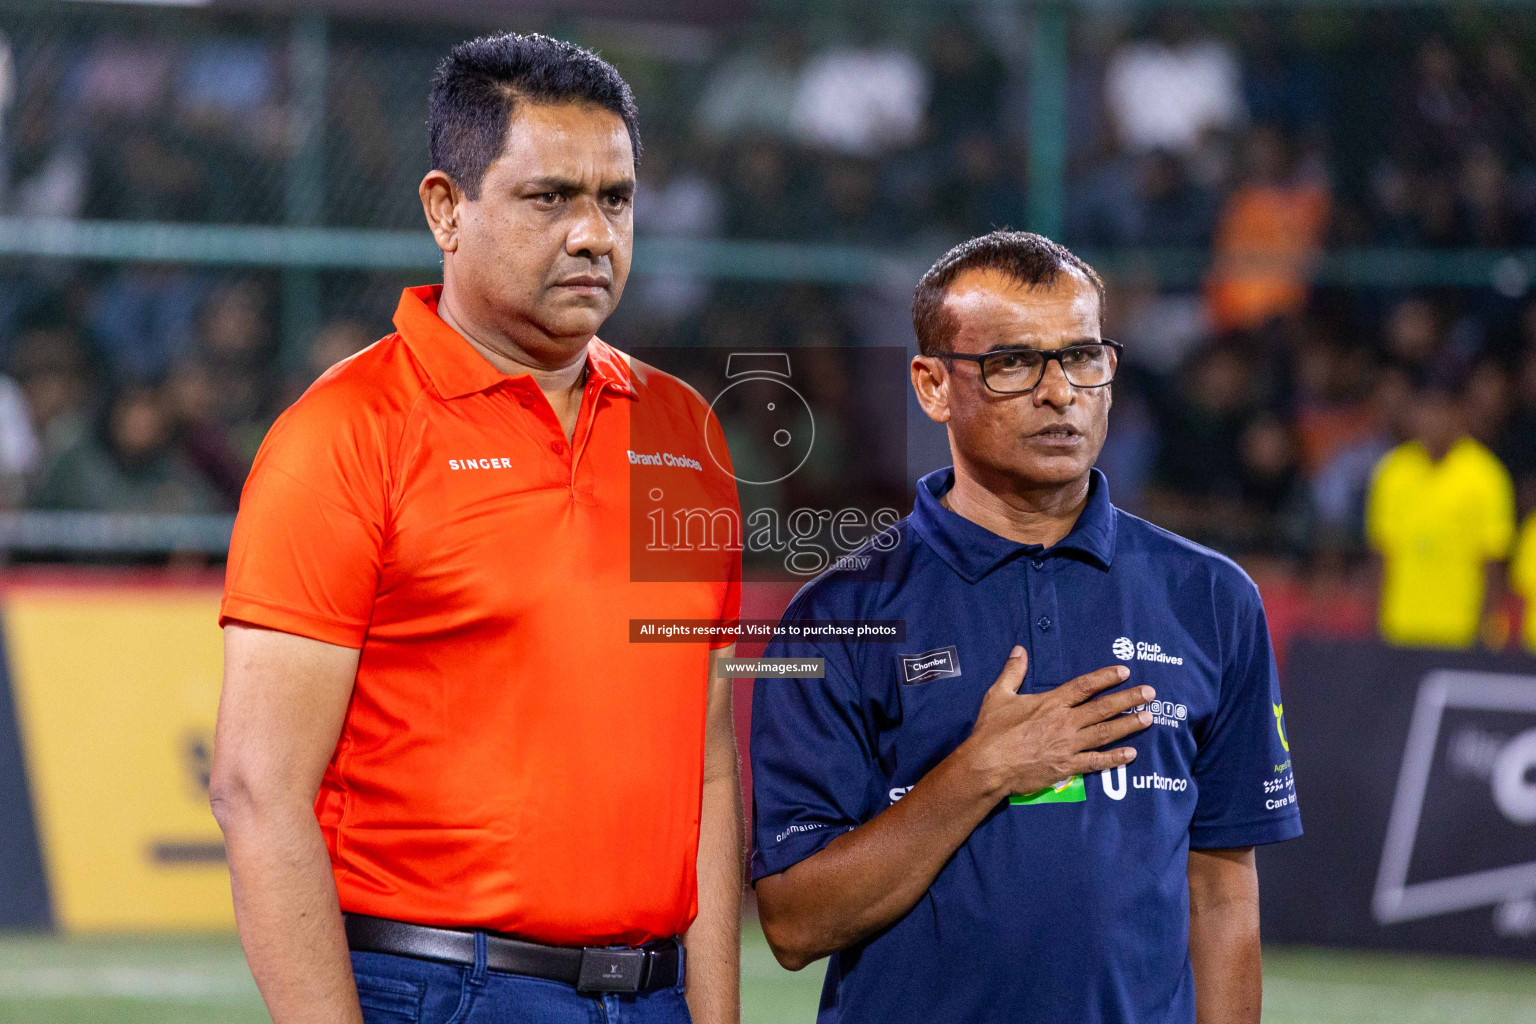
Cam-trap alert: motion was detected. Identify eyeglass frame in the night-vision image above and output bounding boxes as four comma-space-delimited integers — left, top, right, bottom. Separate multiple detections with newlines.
935, 340, 1125, 395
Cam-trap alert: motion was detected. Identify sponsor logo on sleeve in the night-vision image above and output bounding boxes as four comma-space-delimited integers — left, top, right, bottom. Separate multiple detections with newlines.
773, 822, 827, 844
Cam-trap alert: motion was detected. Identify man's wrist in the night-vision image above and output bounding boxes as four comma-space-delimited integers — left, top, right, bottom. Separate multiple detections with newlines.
944, 737, 1011, 805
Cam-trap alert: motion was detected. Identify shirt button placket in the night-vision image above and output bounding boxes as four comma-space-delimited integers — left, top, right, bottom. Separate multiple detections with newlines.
1025, 556, 1065, 693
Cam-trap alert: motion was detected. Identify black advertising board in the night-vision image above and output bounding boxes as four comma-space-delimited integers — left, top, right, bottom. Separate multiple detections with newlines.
1260, 638, 1536, 958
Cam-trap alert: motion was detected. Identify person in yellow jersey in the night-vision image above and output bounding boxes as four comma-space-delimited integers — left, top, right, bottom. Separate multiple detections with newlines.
1366, 375, 1516, 648
1512, 510, 1536, 652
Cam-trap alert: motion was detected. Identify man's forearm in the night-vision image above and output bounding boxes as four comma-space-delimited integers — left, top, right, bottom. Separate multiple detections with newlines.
217, 796, 362, 1024
1188, 848, 1262, 1024
1189, 903, 1261, 1024
684, 771, 743, 1024
755, 739, 1003, 970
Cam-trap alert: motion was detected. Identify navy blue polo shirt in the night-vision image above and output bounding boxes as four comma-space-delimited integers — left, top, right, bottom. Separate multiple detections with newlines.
749, 467, 1301, 1024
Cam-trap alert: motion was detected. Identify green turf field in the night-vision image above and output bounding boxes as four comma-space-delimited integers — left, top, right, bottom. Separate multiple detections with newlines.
0, 922, 1533, 1023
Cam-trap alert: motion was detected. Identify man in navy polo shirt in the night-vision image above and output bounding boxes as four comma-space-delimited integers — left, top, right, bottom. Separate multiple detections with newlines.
749, 231, 1301, 1024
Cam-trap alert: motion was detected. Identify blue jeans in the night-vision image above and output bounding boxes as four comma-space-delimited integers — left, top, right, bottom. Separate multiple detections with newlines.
350, 945, 693, 1024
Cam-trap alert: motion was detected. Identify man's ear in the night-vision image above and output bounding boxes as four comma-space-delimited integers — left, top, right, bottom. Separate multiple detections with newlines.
911, 354, 952, 425
419, 170, 464, 253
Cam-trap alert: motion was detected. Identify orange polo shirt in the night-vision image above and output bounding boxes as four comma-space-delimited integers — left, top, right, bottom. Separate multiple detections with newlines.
221, 285, 741, 945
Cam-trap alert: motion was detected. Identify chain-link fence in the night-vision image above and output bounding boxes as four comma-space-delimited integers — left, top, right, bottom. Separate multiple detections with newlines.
1, 0, 1535, 570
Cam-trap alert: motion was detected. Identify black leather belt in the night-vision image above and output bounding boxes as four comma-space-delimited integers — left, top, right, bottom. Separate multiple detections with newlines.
343, 913, 683, 994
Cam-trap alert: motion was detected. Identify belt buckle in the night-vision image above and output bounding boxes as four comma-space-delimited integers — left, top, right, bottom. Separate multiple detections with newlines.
576, 947, 646, 993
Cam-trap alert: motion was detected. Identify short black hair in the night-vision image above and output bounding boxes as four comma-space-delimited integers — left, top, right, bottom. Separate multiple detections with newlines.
912, 230, 1105, 356
428, 32, 641, 200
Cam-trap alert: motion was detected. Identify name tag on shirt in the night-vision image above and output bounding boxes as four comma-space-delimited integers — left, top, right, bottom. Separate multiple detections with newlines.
899, 646, 962, 684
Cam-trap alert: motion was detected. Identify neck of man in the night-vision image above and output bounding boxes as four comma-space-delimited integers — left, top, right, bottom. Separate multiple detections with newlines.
1421, 433, 1461, 463
436, 281, 589, 399
941, 456, 1092, 549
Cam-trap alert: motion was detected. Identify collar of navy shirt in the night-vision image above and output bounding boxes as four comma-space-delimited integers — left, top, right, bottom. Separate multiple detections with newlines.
909, 466, 1118, 583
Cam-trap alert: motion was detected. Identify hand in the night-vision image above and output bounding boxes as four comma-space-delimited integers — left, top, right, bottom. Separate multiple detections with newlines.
959, 646, 1152, 800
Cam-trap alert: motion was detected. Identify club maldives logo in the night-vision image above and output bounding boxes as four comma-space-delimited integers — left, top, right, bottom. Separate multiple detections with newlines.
1112, 636, 1184, 665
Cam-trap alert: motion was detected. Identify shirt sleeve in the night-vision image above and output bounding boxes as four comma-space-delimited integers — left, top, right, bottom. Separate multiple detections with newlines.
702, 405, 742, 649
1478, 457, 1517, 561
1190, 575, 1303, 849
712, 555, 742, 650
1513, 514, 1536, 599
219, 391, 389, 648
749, 596, 882, 881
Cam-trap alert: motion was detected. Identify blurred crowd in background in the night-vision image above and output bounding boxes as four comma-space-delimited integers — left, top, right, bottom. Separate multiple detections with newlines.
0, 4, 1535, 645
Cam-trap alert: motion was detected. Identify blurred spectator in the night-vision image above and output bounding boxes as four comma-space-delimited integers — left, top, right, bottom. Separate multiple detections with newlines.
1463, 356, 1513, 445
174, 37, 286, 223
277, 317, 371, 410
0, 371, 38, 508
1291, 340, 1376, 475
164, 360, 247, 509
75, 36, 173, 119
1067, 149, 1217, 250
1473, 41, 1536, 167
933, 133, 1021, 238
1311, 364, 1414, 546
325, 54, 413, 229
1135, 150, 1219, 247
1499, 338, 1536, 500
0, 30, 13, 207
1513, 511, 1536, 652
1239, 16, 1322, 137
633, 139, 725, 317
87, 269, 202, 379
1238, 413, 1309, 551
695, 26, 805, 141
1105, 271, 1211, 379
1205, 127, 1329, 333
1142, 344, 1253, 542
721, 138, 805, 238
88, 127, 210, 222
34, 387, 222, 513
10, 324, 92, 466
788, 35, 927, 156
1396, 36, 1476, 171
636, 140, 725, 240
1381, 297, 1443, 371
176, 38, 280, 124
1456, 143, 1525, 247
7, 100, 87, 219
1095, 382, 1158, 514
1104, 14, 1245, 156
924, 19, 1006, 145
307, 318, 371, 376
194, 280, 275, 458
815, 156, 893, 243
1365, 377, 1516, 648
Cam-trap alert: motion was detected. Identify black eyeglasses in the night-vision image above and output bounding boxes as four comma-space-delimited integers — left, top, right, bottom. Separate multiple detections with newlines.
938, 341, 1124, 395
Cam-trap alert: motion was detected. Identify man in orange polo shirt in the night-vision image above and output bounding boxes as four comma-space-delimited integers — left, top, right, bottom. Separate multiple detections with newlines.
210, 34, 743, 1024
